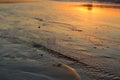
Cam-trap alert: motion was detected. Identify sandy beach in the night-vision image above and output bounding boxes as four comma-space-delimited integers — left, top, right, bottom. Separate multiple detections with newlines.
0, 0, 120, 80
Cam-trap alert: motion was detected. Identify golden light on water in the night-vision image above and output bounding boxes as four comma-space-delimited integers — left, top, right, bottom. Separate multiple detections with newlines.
60, 3, 120, 15
74, 5, 100, 13
57, 3, 120, 39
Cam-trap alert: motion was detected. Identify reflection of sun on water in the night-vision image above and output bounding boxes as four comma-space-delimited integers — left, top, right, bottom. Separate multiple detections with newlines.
60, 3, 120, 16
74, 6, 100, 13
58, 2, 120, 30
58, 3, 120, 37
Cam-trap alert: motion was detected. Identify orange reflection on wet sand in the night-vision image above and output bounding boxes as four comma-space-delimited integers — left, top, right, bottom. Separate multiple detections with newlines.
58, 2, 120, 40
59, 3, 120, 27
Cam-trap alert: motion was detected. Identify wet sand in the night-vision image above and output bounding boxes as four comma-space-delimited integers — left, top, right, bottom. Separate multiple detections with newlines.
0, 0, 120, 80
